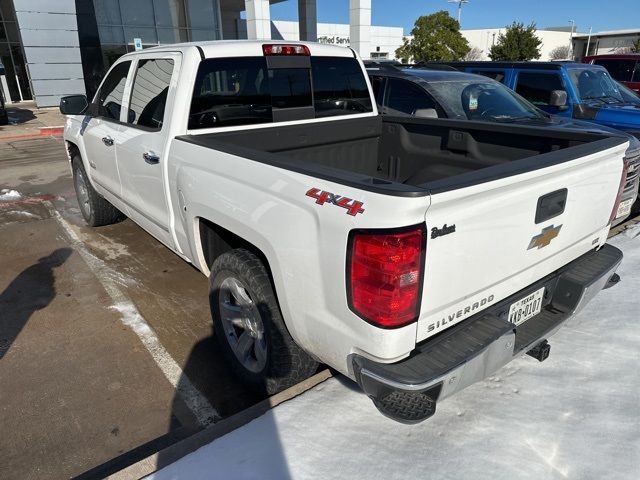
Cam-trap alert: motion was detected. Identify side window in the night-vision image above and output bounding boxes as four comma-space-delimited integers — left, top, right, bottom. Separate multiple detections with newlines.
311, 57, 373, 117
472, 70, 506, 83
96, 61, 131, 120
594, 59, 635, 82
128, 58, 174, 130
369, 75, 386, 106
515, 72, 564, 106
386, 78, 438, 116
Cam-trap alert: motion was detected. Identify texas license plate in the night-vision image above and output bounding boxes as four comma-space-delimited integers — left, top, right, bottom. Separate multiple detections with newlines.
616, 198, 634, 219
508, 287, 544, 326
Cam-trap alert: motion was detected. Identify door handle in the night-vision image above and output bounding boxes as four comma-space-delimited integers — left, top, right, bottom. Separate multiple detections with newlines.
143, 152, 160, 165
102, 136, 114, 147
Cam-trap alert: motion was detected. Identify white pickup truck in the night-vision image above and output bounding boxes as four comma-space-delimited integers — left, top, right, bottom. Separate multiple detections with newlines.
61, 41, 626, 423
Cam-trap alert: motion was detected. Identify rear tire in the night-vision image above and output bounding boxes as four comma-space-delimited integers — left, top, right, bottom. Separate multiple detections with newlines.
209, 248, 318, 395
72, 154, 123, 227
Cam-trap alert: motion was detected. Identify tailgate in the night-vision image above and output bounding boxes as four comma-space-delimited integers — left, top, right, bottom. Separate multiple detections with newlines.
416, 138, 627, 342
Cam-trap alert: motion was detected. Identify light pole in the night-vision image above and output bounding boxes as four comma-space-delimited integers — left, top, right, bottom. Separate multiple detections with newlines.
448, 0, 469, 25
585, 26, 593, 57
568, 20, 575, 60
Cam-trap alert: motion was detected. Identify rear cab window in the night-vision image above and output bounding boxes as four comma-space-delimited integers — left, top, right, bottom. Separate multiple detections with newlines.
188, 56, 372, 130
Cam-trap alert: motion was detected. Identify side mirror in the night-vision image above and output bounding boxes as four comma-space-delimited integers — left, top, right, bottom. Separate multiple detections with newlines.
413, 108, 439, 119
60, 95, 88, 115
549, 90, 568, 107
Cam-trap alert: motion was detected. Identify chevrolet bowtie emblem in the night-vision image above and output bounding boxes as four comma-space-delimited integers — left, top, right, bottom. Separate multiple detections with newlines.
528, 225, 562, 250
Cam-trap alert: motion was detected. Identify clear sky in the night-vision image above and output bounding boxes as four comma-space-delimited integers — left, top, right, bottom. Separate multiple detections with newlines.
270, 0, 640, 35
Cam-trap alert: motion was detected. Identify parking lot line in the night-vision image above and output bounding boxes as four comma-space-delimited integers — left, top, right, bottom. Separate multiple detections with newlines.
47, 203, 220, 427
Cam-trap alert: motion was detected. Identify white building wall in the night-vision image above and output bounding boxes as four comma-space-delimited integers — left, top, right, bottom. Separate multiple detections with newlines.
270, 20, 405, 60
462, 28, 579, 61
13, 0, 84, 107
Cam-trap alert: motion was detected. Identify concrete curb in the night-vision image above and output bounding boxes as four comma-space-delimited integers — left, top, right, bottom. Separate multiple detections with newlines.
106, 369, 333, 480
0, 125, 64, 142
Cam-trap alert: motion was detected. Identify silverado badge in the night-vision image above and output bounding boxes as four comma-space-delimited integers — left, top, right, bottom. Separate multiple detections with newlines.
528, 224, 562, 250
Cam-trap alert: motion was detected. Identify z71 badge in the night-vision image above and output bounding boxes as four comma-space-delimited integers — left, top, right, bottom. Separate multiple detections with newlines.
306, 188, 365, 216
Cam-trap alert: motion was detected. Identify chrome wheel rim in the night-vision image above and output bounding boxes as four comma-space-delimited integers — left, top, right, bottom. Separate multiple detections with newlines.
219, 276, 267, 373
74, 168, 91, 219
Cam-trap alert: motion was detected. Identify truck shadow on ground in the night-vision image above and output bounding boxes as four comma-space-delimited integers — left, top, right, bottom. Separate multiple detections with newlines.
76, 302, 294, 479
0, 248, 71, 359
152, 312, 295, 479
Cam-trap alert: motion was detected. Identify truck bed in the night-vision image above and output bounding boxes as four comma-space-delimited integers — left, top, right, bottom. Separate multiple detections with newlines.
177, 116, 626, 196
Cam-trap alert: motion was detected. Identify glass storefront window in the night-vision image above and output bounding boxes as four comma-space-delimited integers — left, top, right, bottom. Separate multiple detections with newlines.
97, 25, 125, 45
157, 28, 189, 44
0, 0, 16, 22
119, 0, 156, 27
153, 0, 187, 28
185, 0, 217, 29
92, 0, 221, 71
123, 27, 158, 45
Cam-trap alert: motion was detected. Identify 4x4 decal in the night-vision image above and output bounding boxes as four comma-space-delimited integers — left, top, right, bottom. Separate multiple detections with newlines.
306, 188, 365, 216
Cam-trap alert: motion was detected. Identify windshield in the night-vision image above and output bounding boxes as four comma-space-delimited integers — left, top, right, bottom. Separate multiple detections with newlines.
428, 80, 545, 121
568, 68, 624, 103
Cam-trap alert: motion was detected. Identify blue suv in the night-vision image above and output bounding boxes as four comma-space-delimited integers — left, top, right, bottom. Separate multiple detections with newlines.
439, 61, 640, 136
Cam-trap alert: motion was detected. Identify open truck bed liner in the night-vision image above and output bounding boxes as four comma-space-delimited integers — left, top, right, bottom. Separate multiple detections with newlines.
177, 116, 626, 196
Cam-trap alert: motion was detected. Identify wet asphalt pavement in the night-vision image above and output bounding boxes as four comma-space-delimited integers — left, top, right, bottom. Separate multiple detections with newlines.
0, 137, 265, 479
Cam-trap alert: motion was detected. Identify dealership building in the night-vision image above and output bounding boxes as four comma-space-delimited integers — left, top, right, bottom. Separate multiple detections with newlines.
0, 0, 405, 107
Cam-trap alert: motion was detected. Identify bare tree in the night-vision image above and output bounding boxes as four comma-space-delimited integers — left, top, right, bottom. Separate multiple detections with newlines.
616, 38, 640, 54
464, 47, 484, 60
550, 45, 570, 60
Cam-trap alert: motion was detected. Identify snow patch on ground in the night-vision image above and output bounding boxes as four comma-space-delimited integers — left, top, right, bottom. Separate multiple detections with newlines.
0, 189, 21, 201
148, 232, 640, 480
6, 210, 39, 219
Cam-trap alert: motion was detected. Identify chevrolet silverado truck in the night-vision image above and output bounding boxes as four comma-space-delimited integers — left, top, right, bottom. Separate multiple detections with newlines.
60, 41, 625, 423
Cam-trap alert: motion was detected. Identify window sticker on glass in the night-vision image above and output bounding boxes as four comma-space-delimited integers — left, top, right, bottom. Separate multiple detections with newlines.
469, 94, 478, 111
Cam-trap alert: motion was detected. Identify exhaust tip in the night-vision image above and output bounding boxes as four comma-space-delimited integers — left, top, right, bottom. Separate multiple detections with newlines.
604, 273, 621, 290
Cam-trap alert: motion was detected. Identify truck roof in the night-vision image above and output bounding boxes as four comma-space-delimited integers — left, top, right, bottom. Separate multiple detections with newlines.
142, 40, 356, 59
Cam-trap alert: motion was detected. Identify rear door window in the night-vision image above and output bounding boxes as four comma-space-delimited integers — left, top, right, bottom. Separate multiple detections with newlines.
593, 59, 636, 82
514, 72, 564, 106
127, 58, 174, 130
96, 61, 131, 121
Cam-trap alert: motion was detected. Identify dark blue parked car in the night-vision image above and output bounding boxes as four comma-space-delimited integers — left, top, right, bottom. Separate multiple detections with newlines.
437, 62, 640, 136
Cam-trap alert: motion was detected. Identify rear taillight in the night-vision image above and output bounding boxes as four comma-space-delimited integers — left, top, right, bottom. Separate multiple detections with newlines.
347, 226, 426, 328
609, 159, 630, 223
262, 44, 310, 56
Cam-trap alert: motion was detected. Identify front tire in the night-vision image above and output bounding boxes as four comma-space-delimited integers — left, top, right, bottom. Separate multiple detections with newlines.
72, 154, 123, 227
210, 249, 318, 395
